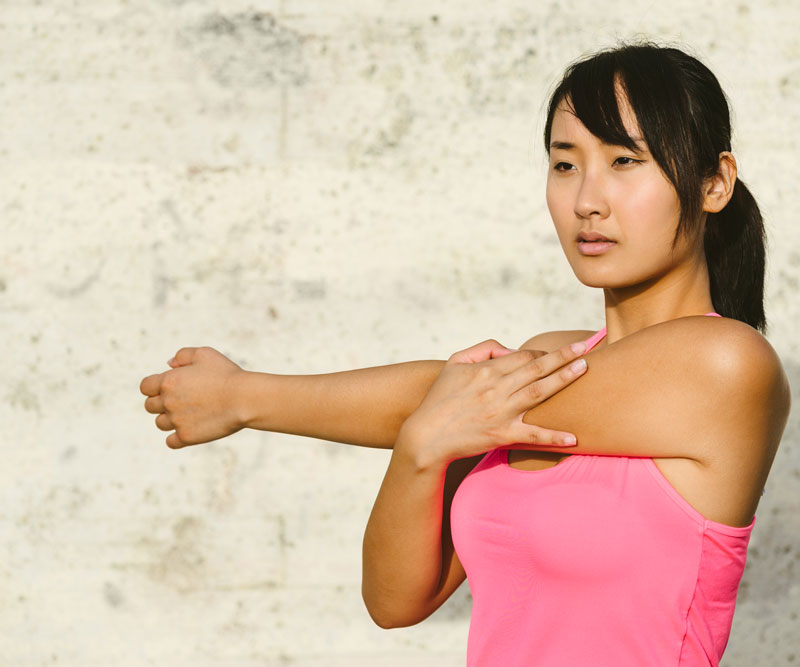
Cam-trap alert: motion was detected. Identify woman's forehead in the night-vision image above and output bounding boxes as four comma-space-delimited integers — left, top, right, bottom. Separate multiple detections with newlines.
550, 93, 643, 149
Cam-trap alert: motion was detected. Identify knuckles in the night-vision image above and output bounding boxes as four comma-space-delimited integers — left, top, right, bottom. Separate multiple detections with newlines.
160, 371, 177, 392
523, 380, 544, 401
528, 359, 545, 377
174, 425, 191, 443
526, 428, 546, 445
516, 349, 537, 362
475, 364, 497, 383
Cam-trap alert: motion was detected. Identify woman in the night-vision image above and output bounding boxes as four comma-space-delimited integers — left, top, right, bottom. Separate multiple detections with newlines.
140, 42, 790, 665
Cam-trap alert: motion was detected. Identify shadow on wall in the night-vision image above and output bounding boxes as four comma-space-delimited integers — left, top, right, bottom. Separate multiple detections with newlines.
736, 359, 800, 606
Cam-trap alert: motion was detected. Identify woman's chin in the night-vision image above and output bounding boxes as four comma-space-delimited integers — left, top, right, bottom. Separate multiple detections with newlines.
568, 265, 614, 288
569, 267, 637, 290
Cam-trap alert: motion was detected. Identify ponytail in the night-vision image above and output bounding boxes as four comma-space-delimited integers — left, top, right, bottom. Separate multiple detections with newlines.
704, 179, 767, 332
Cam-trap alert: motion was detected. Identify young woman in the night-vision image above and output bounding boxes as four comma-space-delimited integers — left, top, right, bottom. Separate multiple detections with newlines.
140, 42, 791, 665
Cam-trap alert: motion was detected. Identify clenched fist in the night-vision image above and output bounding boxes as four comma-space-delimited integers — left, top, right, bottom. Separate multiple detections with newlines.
140, 347, 247, 448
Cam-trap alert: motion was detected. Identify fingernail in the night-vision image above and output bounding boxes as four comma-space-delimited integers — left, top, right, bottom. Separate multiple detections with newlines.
570, 341, 587, 355
563, 435, 577, 446
569, 359, 587, 373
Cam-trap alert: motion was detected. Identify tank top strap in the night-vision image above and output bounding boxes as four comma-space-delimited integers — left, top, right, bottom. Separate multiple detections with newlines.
583, 327, 606, 353
583, 312, 720, 354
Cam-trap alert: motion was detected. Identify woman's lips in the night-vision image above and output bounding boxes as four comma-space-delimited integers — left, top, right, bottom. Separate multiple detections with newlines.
577, 240, 617, 255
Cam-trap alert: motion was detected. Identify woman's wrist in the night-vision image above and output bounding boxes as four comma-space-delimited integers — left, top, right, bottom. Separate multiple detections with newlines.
393, 417, 452, 474
235, 370, 274, 431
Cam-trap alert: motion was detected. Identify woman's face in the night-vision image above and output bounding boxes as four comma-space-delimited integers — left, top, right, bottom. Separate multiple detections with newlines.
545, 95, 703, 291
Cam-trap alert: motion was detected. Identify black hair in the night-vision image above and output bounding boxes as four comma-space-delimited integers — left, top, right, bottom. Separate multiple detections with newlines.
543, 41, 766, 332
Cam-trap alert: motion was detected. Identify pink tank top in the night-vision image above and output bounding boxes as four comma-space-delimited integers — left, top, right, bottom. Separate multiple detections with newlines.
450, 314, 754, 666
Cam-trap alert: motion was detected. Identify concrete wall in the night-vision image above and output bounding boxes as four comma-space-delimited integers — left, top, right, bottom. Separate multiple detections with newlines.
2, 1, 798, 664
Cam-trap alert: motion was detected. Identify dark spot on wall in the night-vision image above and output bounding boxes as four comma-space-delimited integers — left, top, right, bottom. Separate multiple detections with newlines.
359, 94, 414, 158
292, 279, 326, 300
46, 259, 104, 299
140, 515, 208, 592
178, 11, 308, 88
778, 69, 800, 98
103, 582, 124, 608
500, 266, 519, 287
153, 271, 176, 308
161, 199, 185, 233
7, 380, 41, 413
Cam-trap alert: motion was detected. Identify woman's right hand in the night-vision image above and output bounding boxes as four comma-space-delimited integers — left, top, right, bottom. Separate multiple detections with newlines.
396, 338, 588, 469
139, 347, 248, 448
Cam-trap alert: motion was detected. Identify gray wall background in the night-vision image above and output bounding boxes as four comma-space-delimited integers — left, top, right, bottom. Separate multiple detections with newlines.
2, 1, 799, 665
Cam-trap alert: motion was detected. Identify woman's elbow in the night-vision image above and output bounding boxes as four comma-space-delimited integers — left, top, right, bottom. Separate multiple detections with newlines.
361, 588, 427, 629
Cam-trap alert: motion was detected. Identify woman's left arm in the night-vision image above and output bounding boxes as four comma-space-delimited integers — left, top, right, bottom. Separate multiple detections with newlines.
519, 316, 791, 468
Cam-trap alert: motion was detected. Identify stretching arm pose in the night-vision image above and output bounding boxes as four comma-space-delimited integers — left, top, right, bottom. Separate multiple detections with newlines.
139, 337, 590, 450
141, 41, 792, 665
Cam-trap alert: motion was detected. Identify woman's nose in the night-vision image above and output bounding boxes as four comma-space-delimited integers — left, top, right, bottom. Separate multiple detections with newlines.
574, 172, 610, 220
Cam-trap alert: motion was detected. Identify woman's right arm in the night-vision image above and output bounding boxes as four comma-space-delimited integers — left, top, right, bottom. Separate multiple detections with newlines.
361, 340, 588, 626
140, 346, 447, 449
362, 437, 478, 627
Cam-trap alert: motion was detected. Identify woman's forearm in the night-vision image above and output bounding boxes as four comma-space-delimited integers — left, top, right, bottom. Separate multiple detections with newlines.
361, 433, 455, 627
238, 360, 446, 448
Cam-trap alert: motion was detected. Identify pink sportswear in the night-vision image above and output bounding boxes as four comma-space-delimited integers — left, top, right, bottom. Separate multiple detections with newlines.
450, 314, 754, 666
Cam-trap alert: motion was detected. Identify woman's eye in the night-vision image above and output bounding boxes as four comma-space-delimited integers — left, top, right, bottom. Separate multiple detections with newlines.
553, 162, 573, 172
614, 156, 639, 167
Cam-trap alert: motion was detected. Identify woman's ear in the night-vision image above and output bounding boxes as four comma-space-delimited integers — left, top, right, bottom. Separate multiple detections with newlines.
702, 151, 738, 213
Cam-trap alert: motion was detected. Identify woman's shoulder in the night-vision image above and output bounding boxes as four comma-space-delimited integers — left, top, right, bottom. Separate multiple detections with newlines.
524, 316, 789, 416
638, 315, 786, 386
621, 316, 790, 451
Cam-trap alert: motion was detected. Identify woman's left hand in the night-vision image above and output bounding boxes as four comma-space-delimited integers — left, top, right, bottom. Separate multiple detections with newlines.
396, 338, 588, 468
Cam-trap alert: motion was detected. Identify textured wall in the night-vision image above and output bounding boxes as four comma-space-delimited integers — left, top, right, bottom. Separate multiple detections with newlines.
2, 1, 799, 665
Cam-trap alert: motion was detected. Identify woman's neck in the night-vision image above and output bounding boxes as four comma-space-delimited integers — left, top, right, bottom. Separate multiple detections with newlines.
602, 259, 715, 345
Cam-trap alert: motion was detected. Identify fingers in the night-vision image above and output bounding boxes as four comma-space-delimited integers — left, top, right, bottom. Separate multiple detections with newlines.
449, 339, 517, 364
169, 347, 198, 368
155, 413, 174, 432
166, 432, 185, 449
139, 372, 165, 397
503, 423, 578, 447
144, 395, 165, 415
505, 341, 588, 408
468, 344, 570, 380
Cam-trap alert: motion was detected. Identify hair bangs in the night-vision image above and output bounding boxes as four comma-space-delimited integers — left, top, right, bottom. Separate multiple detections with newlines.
557, 57, 641, 155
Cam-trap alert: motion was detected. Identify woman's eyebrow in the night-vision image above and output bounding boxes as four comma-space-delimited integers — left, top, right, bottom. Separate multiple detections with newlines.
549, 137, 647, 152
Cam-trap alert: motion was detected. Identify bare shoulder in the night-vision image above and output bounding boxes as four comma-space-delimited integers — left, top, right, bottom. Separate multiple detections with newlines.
520, 329, 598, 353
644, 316, 790, 467
644, 316, 788, 394
646, 316, 791, 523
522, 315, 790, 459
